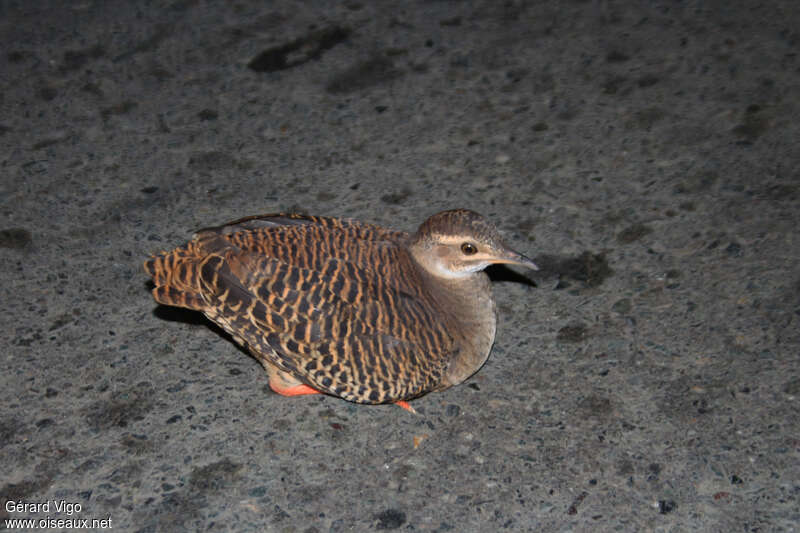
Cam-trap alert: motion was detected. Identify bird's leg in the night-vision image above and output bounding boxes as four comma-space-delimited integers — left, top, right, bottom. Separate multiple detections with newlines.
270, 381, 321, 396
394, 400, 416, 413
265, 362, 414, 409
267, 365, 321, 397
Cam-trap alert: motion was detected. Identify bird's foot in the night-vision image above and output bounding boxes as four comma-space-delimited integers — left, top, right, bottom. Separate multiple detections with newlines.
395, 400, 416, 414
266, 365, 321, 397
269, 380, 321, 397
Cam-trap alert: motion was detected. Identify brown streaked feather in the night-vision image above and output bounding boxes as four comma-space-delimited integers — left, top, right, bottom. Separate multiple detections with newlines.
145, 213, 455, 403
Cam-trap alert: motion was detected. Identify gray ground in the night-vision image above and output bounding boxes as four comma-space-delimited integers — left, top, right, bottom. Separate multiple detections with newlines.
1, 0, 799, 531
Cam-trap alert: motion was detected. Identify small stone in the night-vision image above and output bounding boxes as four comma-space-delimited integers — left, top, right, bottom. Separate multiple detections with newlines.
0, 228, 32, 249
35, 418, 55, 429
446, 404, 461, 417
375, 509, 406, 530
725, 242, 742, 256
607, 50, 630, 63
557, 324, 588, 343
658, 500, 676, 514
611, 298, 631, 314
782, 378, 800, 395
617, 223, 652, 244
249, 486, 267, 497
197, 109, 218, 121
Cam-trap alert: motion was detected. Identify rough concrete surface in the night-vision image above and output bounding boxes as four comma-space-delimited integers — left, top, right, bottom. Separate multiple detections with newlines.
1, 1, 799, 531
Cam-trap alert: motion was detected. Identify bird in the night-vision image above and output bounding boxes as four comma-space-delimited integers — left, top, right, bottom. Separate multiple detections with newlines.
144, 209, 538, 410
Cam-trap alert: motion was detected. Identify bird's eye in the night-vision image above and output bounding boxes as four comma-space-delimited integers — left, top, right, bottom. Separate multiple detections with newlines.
460, 242, 478, 255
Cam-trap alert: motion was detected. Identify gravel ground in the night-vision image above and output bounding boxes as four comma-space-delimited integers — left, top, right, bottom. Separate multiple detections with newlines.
1, 1, 798, 531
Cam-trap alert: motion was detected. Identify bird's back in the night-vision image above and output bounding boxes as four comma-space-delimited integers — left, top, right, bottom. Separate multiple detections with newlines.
144, 214, 456, 403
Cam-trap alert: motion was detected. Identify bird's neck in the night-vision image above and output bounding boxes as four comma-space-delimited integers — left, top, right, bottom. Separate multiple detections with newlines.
423, 270, 498, 387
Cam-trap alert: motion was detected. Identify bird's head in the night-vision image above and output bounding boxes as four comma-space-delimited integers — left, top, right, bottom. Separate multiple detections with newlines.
409, 209, 538, 279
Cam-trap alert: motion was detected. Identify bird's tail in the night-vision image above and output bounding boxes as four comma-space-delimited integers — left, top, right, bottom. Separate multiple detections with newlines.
144, 243, 207, 311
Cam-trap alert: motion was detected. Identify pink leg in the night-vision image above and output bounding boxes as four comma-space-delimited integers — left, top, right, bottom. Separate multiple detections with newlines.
269, 381, 322, 397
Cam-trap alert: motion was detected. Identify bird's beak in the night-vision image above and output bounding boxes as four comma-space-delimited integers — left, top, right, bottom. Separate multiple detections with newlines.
493, 248, 539, 271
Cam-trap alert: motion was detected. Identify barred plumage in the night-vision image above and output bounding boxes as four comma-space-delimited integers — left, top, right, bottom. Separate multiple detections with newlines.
144, 210, 537, 407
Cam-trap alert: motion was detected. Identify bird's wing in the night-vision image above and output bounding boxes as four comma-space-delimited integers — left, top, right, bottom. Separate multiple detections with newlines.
193, 216, 454, 403
195, 212, 405, 241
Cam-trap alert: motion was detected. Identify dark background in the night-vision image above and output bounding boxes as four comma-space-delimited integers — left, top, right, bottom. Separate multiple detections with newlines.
1, 1, 798, 531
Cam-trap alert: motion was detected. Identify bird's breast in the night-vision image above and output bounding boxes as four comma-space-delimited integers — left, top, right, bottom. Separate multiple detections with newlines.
422, 271, 498, 387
